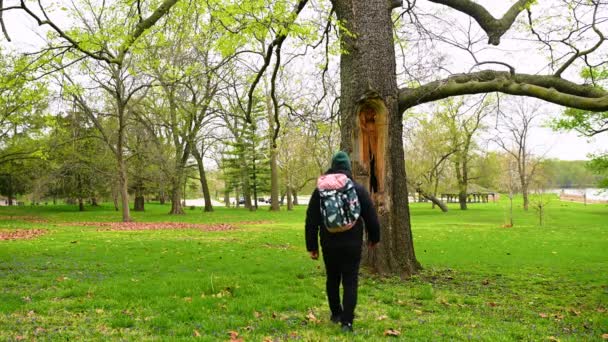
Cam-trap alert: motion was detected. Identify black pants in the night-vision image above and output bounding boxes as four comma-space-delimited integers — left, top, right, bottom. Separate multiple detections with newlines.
322, 245, 362, 324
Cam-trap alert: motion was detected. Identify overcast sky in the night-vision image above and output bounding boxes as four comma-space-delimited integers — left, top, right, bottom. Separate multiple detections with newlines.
1, 0, 606, 161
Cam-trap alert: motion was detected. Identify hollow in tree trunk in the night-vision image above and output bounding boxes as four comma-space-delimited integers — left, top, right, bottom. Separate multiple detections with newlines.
332, 0, 420, 277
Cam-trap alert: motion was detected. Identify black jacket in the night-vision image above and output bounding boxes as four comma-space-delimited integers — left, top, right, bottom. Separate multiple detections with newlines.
305, 169, 381, 251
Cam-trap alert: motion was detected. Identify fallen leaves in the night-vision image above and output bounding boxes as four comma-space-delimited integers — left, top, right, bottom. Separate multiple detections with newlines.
377, 314, 388, 321
193, 330, 201, 338
601, 333, 608, 339
384, 328, 401, 337
538, 312, 564, 321
547, 336, 560, 342
64, 220, 275, 232
75, 221, 236, 232
0, 229, 48, 241
306, 311, 320, 324
228, 331, 243, 342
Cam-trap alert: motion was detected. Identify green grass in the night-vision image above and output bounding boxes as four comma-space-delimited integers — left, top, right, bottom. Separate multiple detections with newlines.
0, 197, 606, 341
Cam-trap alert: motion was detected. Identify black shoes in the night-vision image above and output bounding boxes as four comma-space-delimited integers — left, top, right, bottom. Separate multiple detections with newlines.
330, 314, 341, 324
341, 322, 353, 332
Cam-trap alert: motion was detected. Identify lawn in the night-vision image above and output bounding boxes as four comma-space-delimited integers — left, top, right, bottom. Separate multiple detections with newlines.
0, 197, 606, 341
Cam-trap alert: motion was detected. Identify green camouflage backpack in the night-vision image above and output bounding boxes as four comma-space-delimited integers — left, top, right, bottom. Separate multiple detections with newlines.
317, 173, 361, 233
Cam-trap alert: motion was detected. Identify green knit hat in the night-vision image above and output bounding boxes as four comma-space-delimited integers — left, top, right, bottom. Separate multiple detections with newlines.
331, 151, 351, 172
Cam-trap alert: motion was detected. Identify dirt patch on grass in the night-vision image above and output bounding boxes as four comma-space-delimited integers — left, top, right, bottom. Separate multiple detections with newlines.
0, 229, 48, 240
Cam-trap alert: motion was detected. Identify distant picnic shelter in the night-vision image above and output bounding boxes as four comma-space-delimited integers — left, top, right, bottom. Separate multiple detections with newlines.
440, 184, 497, 203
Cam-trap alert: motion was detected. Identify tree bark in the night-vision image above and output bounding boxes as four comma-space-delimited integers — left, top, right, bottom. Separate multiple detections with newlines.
134, 195, 145, 211
192, 144, 214, 212
286, 186, 293, 211
169, 177, 184, 214
332, 0, 420, 277
78, 197, 84, 212
266, 93, 280, 211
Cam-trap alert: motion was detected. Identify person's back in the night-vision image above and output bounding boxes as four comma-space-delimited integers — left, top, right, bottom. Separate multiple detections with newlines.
305, 151, 380, 333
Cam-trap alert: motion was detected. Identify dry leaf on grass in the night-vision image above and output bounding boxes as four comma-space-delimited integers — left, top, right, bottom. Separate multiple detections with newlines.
539, 313, 549, 318
377, 315, 388, 321
193, 330, 201, 338
547, 336, 560, 342
384, 328, 401, 337
601, 333, 608, 340
228, 330, 243, 342
306, 311, 320, 323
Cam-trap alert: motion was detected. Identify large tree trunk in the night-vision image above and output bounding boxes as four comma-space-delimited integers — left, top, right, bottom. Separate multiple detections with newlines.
112, 186, 119, 211
134, 195, 145, 211
224, 190, 230, 208
521, 168, 529, 211
266, 95, 280, 211
241, 167, 253, 210
455, 159, 468, 210
332, 0, 420, 277
286, 185, 294, 211
117, 154, 131, 222
169, 177, 184, 214
192, 145, 214, 212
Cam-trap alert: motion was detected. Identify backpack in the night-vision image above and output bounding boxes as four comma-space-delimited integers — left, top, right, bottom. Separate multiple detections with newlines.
317, 173, 361, 233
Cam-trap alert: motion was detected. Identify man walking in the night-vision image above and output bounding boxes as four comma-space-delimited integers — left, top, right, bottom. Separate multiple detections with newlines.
305, 151, 380, 332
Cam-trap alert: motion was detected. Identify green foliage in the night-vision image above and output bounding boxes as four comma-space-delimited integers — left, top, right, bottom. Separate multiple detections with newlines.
45, 111, 115, 205
222, 101, 270, 202
542, 159, 603, 188
586, 153, 608, 188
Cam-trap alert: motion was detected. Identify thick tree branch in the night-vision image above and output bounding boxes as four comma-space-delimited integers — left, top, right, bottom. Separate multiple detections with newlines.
390, 0, 403, 10
399, 70, 608, 113
428, 0, 533, 45
0, 0, 11, 41
114, 0, 179, 64
244, 0, 309, 124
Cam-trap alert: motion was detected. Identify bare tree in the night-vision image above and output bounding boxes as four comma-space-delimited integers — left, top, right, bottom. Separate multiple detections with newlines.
494, 97, 545, 211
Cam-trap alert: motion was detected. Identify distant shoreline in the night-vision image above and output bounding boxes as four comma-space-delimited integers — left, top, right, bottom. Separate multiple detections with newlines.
558, 193, 608, 204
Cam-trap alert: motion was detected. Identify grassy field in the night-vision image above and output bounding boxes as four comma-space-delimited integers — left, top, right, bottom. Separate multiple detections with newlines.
0, 196, 606, 341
